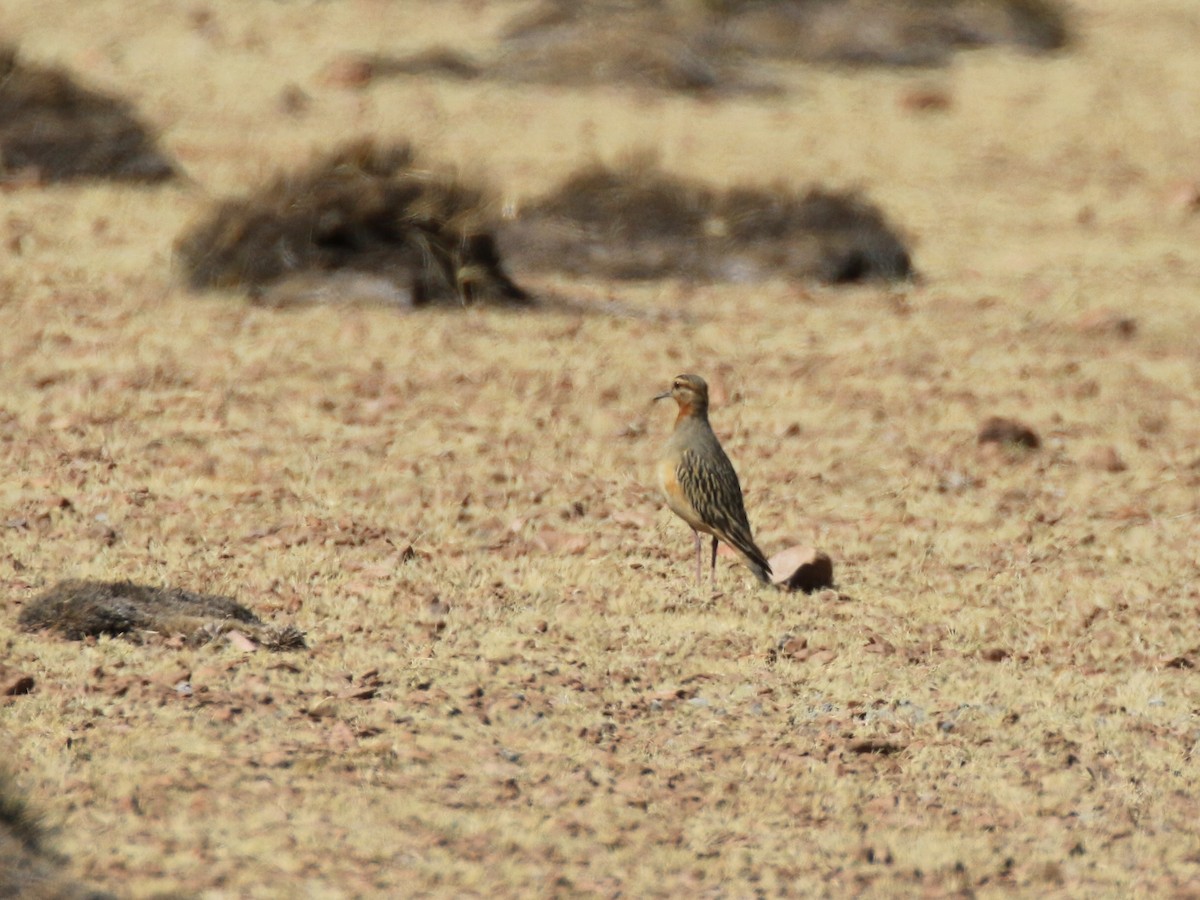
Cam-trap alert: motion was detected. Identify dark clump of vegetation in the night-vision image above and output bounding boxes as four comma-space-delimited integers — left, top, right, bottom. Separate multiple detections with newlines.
501, 156, 914, 284
351, 2, 762, 94
0, 770, 116, 899
359, 0, 1068, 94
712, 0, 1068, 68
978, 416, 1041, 449
18, 580, 306, 650
0, 44, 176, 183
175, 140, 531, 308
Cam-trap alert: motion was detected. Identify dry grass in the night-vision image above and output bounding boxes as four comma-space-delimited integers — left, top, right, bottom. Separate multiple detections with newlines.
1, 0, 1200, 896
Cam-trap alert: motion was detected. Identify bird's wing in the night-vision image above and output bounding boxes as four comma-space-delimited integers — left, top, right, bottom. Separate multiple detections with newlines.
676, 446, 759, 551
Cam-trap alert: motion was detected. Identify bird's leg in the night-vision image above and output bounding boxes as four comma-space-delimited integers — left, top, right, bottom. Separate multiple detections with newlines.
710, 536, 718, 590
693, 529, 702, 586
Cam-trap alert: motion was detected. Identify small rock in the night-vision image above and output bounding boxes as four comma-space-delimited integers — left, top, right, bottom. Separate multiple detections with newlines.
978, 417, 1040, 450
775, 633, 805, 655
2, 673, 34, 696
863, 635, 895, 655
899, 87, 951, 112
321, 55, 375, 89
1138, 413, 1169, 435
86, 522, 119, 546
1076, 308, 1137, 339
1083, 445, 1127, 473
768, 546, 834, 593
534, 527, 589, 555
1164, 180, 1200, 216
225, 630, 259, 652
307, 697, 338, 718
277, 83, 311, 115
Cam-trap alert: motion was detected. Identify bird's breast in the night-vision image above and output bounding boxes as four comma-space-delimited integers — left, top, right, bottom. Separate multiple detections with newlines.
657, 450, 708, 533
656, 454, 677, 499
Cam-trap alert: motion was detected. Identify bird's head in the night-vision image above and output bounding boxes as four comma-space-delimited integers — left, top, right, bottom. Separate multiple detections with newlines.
654, 373, 709, 416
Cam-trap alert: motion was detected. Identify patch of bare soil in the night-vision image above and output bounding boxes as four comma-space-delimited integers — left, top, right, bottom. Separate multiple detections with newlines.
175, 139, 530, 308
502, 155, 913, 283
0, 44, 176, 183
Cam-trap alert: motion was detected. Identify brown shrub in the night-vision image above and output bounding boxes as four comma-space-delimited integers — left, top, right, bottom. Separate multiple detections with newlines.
175, 140, 531, 308
0, 44, 176, 183
500, 155, 914, 283
18, 579, 305, 650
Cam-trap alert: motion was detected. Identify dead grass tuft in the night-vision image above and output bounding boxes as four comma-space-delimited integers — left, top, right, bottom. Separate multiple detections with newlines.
364, 3, 752, 94
0, 44, 176, 183
502, 154, 913, 283
712, 0, 1068, 67
18, 580, 305, 650
175, 139, 531, 308
362, 0, 1068, 94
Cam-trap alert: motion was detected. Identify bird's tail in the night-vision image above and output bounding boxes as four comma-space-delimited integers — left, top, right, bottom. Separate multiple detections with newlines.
732, 539, 773, 585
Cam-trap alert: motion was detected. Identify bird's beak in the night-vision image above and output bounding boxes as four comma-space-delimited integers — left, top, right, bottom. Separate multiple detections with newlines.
653, 390, 671, 402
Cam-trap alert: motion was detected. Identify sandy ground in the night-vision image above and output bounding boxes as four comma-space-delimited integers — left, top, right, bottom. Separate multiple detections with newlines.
2, 0, 1200, 895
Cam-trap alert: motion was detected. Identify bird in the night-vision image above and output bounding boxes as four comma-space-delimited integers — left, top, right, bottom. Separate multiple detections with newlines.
655, 373, 772, 587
